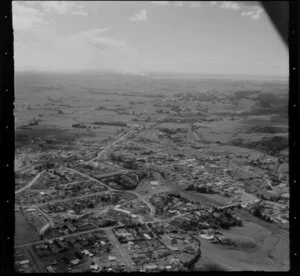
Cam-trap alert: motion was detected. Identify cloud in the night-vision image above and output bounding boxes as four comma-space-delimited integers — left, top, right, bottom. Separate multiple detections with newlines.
64, 31, 139, 73
29, 1, 88, 16
241, 6, 264, 20
74, 28, 111, 37
15, 25, 141, 73
209, 1, 264, 20
130, 9, 148, 21
13, 2, 47, 31
174, 2, 185, 8
69, 28, 138, 64
188, 2, 203, 8
24, 1, 38, 5
219, 1, 240, 10
13, 3, 141, 73
71, 29, 130, 52
150, 1, 169, 6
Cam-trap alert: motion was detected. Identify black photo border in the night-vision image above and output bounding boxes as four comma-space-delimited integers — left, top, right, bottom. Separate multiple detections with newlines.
0, 0, 15, 273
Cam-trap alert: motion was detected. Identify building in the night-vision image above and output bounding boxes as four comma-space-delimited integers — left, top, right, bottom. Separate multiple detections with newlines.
108, 256, 117, 261
281, 193, 289, 199
144, 234, 151, 240
46, 266, 55, 272
70, 259, 80, 266
90, 264, 99, 271
39, 222, 51, 237
19, 260, 30, 265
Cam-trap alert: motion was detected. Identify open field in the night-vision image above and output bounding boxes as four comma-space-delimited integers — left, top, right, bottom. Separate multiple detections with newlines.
15, 212, 39, 246
196, 221, 289, 271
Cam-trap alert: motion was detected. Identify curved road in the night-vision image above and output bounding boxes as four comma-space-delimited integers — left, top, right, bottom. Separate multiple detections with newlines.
232, 164, 272, 190
64, 167, 157, 218
15, 171, 45, 195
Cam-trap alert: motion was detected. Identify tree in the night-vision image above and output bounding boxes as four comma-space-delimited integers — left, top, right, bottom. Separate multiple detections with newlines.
87, 202, 94, 208
252, 203, 265, 218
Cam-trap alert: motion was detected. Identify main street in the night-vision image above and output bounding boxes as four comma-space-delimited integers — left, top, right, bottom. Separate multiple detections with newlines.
15, 208, 193, 249
130, 191, 156, 217
36, 206, 54, 227
64, 167, 113, 190
15, 226, 114, 249
90, 128, 136, 162
105, 229, 135, 267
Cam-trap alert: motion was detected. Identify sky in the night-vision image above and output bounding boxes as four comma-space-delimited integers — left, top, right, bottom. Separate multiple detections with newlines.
13, 1, 288, 77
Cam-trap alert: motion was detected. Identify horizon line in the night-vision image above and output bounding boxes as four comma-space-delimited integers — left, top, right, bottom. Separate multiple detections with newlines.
14, 69, 289, 81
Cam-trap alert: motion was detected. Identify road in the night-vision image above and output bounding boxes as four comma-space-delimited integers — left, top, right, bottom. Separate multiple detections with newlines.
130, 191, 156, 217
105, 229, 135, 267
143, 97, 173, 113
143, 104, 153, 112
193, 131, 201, 141
36, 206, 54, 227
22, 167, 157, 227
25, 246, 45, 272
264, 178, 272, 189
15, 171, 44, 195
64, 167, 157, 220
15, 225, 114, 249
90, 171, 126, 180
64, 167, 112, 190
15, 208, 192, 249
90, 129, 136, 162
28, 190, 111, 208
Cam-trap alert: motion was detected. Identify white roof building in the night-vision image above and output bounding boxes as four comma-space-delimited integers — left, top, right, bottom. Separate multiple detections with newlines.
108, 256, 117, 261
70, 259, 80, 265
19, 260, 30, 265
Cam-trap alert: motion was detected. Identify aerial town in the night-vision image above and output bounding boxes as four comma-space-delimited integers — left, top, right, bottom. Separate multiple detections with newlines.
14, 73, 289, 272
